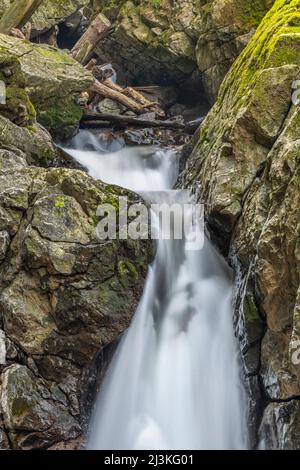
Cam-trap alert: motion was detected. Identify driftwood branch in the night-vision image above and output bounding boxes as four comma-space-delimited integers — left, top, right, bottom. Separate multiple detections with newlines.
90, 80, 151, 114
71, 13, 111, 65
81, 112, 185, 130
0, 0, 44, 35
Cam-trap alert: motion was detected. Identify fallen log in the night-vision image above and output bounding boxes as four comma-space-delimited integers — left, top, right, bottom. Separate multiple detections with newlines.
81, 112, 186, 130
0, 0, 44, 35
90, 81, 150, 114
100, 79, 165, 117
71, 13, 111, 65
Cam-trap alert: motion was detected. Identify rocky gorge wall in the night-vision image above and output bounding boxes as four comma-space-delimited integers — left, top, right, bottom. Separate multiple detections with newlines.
186, 0, 300, 449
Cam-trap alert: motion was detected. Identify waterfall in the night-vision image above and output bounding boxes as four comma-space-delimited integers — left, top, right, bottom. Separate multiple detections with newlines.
66, 131, 248, 450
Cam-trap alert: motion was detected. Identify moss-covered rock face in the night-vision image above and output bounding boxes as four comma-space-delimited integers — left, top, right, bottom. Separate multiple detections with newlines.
91, 0, 274, 101
187, 0, 300, 448
0, 34, 93, 140
93, 0, 196, 86
195, 0, 276, 101
0, 49, 55, 166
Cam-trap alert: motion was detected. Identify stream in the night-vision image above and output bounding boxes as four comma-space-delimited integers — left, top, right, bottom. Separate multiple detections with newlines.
67, 131, 248, 450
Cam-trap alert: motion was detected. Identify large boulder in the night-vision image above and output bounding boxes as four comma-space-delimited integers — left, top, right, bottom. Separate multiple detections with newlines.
0, 9, 150, 447
0, 34, 93, 140
259, 400, 300, 450
0, 151, 150, 449
91, 0, 274, 102
0, 364, 80, 450
186, 0, 300, 448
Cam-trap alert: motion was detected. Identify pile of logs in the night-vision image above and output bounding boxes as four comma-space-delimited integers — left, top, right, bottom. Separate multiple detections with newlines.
69, 14, 167, 120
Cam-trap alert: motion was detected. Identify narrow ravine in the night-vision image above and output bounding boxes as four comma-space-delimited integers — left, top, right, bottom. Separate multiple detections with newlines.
67, 132, 248, 450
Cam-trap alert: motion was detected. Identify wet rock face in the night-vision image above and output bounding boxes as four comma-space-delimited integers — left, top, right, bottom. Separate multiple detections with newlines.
0, 34, 93, 140
30, 0, 90, 38
187, 0, 300, 447
0, 0, 89, 38
0, 134, 150, 449
91, 0, 274, 102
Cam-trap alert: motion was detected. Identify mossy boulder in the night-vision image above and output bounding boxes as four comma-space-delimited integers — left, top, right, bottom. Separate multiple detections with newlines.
0, 51, 36, 127
0, 160, 151, 448
0, 115, 55, 166
187, 0, 300, 448
259, 400, 300, 449
0, 34, 93, 140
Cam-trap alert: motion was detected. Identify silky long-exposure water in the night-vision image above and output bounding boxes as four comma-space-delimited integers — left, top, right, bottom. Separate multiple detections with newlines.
67, 131, 248, 450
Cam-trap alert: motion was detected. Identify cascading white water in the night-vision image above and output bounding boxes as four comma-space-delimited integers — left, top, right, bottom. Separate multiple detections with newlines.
67, 131, 248, 450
